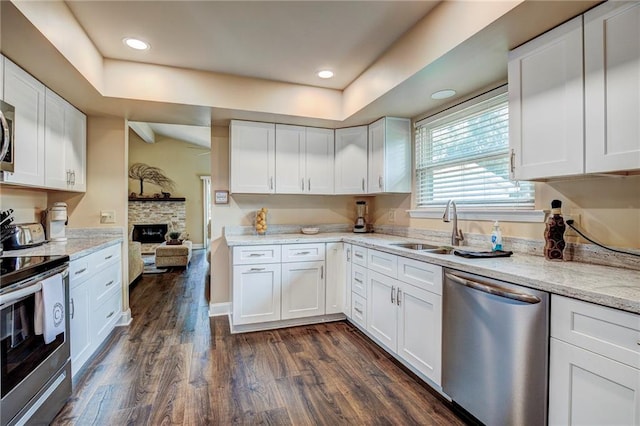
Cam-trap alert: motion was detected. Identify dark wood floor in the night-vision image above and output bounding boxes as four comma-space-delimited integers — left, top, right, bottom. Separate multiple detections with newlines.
53, 249, 465, 425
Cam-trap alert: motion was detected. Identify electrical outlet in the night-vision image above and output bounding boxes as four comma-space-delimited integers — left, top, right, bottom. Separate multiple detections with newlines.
565, 213, 580, 237
100, 210, 116, 224
388, 209, 396, 223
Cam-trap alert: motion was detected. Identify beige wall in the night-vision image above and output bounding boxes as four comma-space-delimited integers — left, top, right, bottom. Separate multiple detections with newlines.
0, 186, 48, 224
127, 129, 210, 245
375, 176, 640, 250
209, 126, 359, 304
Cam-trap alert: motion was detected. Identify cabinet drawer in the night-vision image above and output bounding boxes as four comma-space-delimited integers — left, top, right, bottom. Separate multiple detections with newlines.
233, 245, 281, 265
397, 257, 443, 295
351, 264, 367, 298
69, 256, 91, 284
92, 243, 121, 272
94, 290, 121, 346
281, 243, 325, 263
367, 249, 397, 278
351, 292, 367, 329
551, 295, 640, 369
93, 264, 121, 304
352, 245, 368, 267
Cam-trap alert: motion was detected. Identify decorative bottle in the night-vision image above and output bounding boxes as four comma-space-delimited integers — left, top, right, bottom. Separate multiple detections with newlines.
544, 199, 566, 261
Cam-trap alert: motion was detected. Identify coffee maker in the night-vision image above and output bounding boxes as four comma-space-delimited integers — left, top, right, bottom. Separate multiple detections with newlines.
353, 201, 368, 233
44, 202, 68, 242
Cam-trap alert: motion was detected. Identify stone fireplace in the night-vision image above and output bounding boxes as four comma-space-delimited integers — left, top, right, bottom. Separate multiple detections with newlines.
128, 198, 186, 253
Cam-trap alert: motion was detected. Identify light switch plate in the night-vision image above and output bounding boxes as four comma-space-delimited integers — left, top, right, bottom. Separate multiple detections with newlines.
388, 209, 396, 223
100, 210, 116, 224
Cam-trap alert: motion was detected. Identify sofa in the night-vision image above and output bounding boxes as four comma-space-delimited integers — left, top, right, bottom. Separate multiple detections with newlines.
128, 241, 144, 284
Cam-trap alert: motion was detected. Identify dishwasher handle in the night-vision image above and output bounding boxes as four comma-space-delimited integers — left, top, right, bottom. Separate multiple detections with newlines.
445, 272, 541, 304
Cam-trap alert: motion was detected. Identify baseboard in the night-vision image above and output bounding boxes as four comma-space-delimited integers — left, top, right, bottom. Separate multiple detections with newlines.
209, 302, 231, 317
230, 313, 346, 334
191, 243, 204, 250
117, 308, 133, 326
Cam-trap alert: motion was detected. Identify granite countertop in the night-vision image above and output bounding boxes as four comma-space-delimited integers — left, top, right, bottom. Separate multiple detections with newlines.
1, 236, 123, 261
226, 232, 640, 315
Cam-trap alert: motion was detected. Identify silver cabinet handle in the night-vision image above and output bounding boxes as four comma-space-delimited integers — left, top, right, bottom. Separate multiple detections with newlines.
379, 175, 383, 189
397, 289, 401, 306
355, 253, 363, 259
391, 286, 396, 304
296, 251, 311, 256
106, 311, 115, 319
302, 178, 305, 191
105, 255, 113, 260
270, 177, 274, 190
320, 265, 324, 279
361, 178, 365, 192
248, 253, 265, 257
445, 273, 541, 304
308, 178, 311, 191
70, 298, 75, 319
249, 267, 265, 272
105, 280, 115, 287
354, 307, 363, 315
354, 278, 363, 284
75, 268, 87, 275
346, 248, 351, 262
72, 170, 76, 185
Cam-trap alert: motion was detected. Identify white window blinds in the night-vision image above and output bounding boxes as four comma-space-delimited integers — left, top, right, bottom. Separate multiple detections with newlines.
415, 91, 534, 208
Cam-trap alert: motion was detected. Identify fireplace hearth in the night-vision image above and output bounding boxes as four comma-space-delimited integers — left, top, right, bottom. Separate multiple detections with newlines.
132, 224, 168, 244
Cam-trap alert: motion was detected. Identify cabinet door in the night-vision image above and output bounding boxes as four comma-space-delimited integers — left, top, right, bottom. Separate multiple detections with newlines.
343, 243, 352, 317
585, 2, 640, 173
232, 264, 281, 325
367, 270, 398, 352
397, 283, 442, 385
508, 16, 584, 180
69, 279, 91, 377
44, 89, 68, 189
65, 104, 86, 192
281, 261, 325, 320
275, 124, 305, 194
368, 118, 385, 193
3, 59, 46, 186
334, 126, 367, 194
325, 242, 344, 315
305, 127, 334, 194
230, 120, 275, 194
0, 55, 4, 100
549, 338, 640, 426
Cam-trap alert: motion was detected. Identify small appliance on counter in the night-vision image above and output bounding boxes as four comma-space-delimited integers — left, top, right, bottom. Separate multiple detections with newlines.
353, 200, 369, 233
43, 202, 68, 242
3, 223, 46, 249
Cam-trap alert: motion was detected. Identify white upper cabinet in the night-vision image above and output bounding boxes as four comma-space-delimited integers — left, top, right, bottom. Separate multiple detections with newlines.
368, 117, 411, 193
275, 124, 334, 194
44, 89, 87, 192
508, 16, 584, 180
584, 1, 640, 173
2, 58, 46, 187
230, 120, 275, 194
334, 126, 368, 194
0, 55, 4, 100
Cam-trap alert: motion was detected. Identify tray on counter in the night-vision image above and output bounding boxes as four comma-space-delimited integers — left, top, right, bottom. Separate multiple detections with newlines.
453, 250, 513, 259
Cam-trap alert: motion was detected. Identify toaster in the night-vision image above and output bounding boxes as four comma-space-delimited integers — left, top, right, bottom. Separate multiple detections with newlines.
4, 223, 46, 249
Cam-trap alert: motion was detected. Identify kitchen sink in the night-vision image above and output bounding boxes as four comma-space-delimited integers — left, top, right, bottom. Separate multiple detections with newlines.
390, 243, 453, 254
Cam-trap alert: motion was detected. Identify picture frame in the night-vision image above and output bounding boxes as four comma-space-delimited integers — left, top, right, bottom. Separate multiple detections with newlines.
214, 190, 229, 204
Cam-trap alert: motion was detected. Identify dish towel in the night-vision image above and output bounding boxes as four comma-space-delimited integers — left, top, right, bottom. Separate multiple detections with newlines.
34, 273, 65, 344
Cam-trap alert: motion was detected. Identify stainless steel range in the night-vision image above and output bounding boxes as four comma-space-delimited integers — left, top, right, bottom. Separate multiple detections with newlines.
0, 255, 71, 426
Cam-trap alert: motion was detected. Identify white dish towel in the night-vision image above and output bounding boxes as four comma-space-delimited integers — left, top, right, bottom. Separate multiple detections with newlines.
34, 273, 65, 344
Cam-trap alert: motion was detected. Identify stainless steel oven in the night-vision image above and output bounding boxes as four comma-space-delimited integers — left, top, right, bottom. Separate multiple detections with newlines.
0, 100, 15, 173
0, 255, 71, 426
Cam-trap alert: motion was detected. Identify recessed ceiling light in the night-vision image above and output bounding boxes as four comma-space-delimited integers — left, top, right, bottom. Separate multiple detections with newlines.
318, 70, 334, 79
431, 89, 456, 100
123, 37, 150, 50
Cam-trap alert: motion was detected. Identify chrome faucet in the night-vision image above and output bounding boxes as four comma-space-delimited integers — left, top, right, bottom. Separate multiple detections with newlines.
443, 200, 464, 246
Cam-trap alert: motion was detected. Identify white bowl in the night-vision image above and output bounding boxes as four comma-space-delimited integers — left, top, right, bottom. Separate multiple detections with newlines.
301, 227, 319, 235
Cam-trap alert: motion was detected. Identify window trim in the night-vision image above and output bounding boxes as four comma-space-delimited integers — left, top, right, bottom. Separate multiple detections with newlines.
412, 85, 543, 222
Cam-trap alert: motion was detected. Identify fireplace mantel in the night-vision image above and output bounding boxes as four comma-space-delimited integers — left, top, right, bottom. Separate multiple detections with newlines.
128, 197, 186, 202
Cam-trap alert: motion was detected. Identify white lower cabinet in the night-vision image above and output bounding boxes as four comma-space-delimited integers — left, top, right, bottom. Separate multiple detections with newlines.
342, 243, 352, 317
281, 261, 325, 320
368, 270, 398, 351
549, 295, 640, 425
232, 264, 282, 325
69, 243, 122, 377
325, 242, 345, 315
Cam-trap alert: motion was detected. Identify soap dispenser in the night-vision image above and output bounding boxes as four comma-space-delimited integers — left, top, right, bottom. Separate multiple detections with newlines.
490, 221, 503, 251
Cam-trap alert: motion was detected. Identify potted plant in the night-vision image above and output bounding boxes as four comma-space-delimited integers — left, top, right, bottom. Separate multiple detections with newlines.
167, 231, 182, 245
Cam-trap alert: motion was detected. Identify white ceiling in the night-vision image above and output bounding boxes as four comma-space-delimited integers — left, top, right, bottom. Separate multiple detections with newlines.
65, 0, 439, 90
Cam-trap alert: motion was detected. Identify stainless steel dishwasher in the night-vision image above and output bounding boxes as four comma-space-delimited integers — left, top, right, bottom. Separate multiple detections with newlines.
442, 268, 549, 426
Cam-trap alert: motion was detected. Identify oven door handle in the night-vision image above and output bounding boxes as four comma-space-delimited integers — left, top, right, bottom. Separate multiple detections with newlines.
0, 267, 69, 308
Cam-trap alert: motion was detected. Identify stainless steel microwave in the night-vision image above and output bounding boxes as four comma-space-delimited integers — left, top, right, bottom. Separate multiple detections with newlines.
1, 100, 15, 173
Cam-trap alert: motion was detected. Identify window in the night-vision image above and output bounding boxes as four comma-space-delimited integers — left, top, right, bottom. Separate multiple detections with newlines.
415, 89, 534, 209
